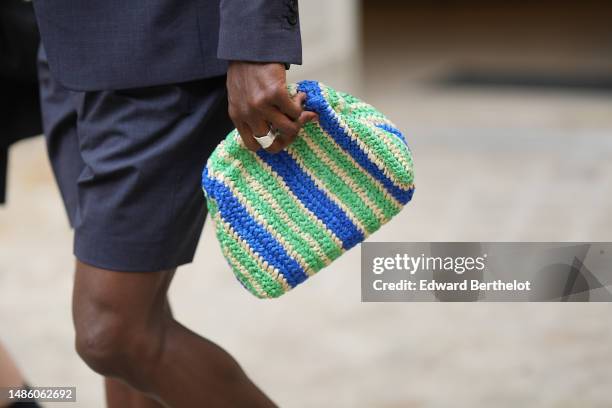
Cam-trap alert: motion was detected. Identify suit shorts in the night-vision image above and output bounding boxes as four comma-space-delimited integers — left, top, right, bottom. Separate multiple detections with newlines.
38, 47, 233, 271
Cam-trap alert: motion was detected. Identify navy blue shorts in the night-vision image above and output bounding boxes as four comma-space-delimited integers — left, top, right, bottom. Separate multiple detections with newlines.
38, 48, 233, 272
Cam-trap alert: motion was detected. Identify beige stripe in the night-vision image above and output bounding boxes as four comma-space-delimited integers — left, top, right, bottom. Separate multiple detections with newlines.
209, 166, 315, 278
349, 101, 381, 113
363, 119, 414, 178
302, 125, 404, 211
216, 149, 334, 268
222, 239, 268, 298
298, 134, 389, 224
229, 132, 344, 250
335, 114, 413, 190
370, 117, 399, 129
320, 86, 413, 190
287, 147, 368, 236
213, 206, 292, 293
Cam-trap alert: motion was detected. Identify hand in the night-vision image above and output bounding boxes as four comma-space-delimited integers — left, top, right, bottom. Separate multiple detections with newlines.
226, 61, 317, 153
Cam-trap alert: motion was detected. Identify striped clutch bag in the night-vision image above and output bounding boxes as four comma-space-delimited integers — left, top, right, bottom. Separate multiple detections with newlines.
202, 80, 415, 298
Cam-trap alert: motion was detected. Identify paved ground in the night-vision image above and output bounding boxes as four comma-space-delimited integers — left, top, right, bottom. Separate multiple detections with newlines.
2, 56, 612, 407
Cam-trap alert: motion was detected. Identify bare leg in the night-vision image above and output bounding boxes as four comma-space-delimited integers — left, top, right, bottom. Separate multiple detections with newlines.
73, 261, 276, 408
104, 292, 174, 408
106, 377, 166, 408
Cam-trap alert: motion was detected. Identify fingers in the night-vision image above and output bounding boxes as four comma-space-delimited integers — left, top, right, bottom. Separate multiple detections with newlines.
264, 136, 286, 154
274, 90, 304, 120
249, 118, 287, 153
229, 86, 316, 154
265, 109, 301, 141
288, 93, 317, 127
234, 122, 260, 152
250, 107, 319, 153
240, 116, 286, 154
226, 62, 319, 154
299, 110, 319, 124
249, 118, 271, 139
261, 93, 317, 151
239, 107, 301, 154
229, 103, 266, 152
294, 92, 307, 109
270, 111, 318, 151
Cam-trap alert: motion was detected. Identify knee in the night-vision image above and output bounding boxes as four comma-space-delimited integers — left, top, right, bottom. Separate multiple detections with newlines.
74, 310, 163, 380
74, 313, 129, 376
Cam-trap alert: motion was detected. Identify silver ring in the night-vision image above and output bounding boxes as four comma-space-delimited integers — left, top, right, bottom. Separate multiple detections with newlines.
254, 129, 277, 149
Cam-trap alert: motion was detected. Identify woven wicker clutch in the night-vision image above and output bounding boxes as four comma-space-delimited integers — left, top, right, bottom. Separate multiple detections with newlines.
202, 80, 415, 298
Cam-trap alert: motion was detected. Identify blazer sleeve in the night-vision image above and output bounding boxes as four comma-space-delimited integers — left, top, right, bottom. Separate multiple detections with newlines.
217, 0, 302, 65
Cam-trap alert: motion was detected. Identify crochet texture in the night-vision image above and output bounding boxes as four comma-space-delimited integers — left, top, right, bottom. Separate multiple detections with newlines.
202, 80, 415, 298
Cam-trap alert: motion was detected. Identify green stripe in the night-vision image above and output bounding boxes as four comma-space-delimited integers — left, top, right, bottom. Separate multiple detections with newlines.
371, 125, 415, 185
313, 87, 410, 197
220, 139, 343, 260
319, 89, 414, 187
349, 102, 386, 121
216, 158, 327, 273
323, 85, 341, 111
327, 88, 414, 183
343, 118, 414, 187
207, 199, 261, 297
209, 199, 285, 298
300, 122, 401, 220
289, 136, 381, 234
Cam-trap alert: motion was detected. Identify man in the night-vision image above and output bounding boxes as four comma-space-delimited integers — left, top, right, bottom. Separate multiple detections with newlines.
32, 0, 316, 406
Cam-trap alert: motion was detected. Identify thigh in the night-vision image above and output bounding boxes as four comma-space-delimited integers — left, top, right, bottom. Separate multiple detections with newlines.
72, 77, 233, 272
37, 46, 84, 227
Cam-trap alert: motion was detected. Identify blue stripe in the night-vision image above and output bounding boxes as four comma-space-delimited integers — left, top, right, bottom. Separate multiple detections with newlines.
202, 166, 214, 198
202, 170, 308, 287
257, 149, 364, 250
376, 124, 406, 144
298, 80, 413, 204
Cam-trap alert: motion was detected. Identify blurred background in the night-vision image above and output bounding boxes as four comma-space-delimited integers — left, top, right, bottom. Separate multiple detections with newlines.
1, 0, 612, 407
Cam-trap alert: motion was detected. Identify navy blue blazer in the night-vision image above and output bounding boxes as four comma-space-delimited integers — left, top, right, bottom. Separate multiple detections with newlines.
32, 0, 301, 91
